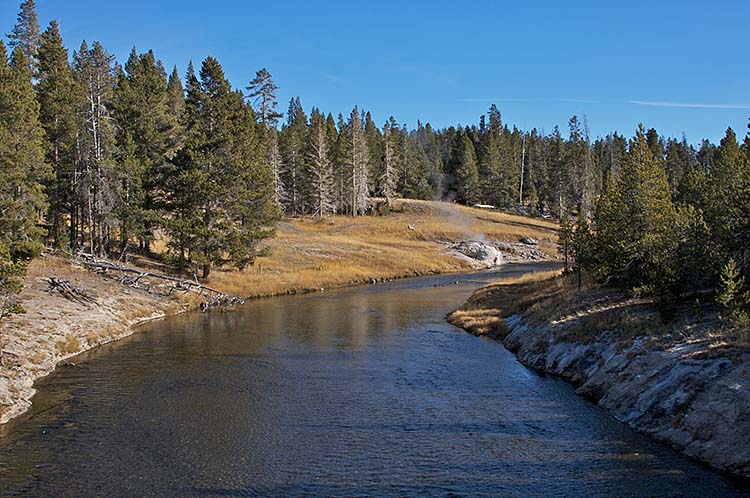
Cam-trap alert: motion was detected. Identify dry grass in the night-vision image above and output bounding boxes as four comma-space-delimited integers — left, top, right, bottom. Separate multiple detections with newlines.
208, 199, 559, 297
447, 309, 509, 338
455, 270, 566, 318
450, 269, 661, 346
56, 335, 81, 355
452, 265, 750, 357
706, 326, 750, 353
447, 268, 563, 337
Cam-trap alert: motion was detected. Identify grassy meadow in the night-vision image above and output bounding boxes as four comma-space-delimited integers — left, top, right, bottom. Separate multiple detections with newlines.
205, 199, 559, 297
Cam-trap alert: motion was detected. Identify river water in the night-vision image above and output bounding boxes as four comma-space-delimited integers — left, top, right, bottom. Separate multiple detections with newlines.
1, 262, 748, 497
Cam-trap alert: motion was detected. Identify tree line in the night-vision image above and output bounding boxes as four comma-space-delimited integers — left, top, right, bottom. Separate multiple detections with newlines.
1, 0, 748, 322
560, 124, 750, 323
1, 1, 279, 288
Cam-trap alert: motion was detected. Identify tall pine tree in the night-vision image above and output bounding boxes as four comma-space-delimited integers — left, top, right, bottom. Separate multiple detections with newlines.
306, 107, 334, 217
36, 20, 78, 248
7, 0, 40, 72
166, 57, 277, 278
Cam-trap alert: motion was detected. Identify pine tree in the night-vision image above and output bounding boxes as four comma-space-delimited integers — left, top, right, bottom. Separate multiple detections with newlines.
664, 135, 694, 198
420, 122, 444, 198
73, 40, 117, 255
476, 105, 508, 206
0, 44, 50, 260
565, 115, 591, 216
166, 66, 185, 120
166, 56, 277, 278
332, 113, 348, 214
547, 126, 567, 218
0, 42, 49, 315
113, 48, 179, 252
380, 118, 398, 206
695, 139, 716, 174
451, 130, 479, 205
163, 62, 199, 268
716, 259, 750, 325
7, 0, 40, 72
306, 107, 333, 217
224, 90, 279, 270
409, 138, 434, 200
526, 129, 545, 212
592, 124, 676, 290
397, 124, 411, 197
247, 68, 282, 126
342, 106, 370, 215
674, 204, 710, 297
646, 127, 664, 164
279, 97, 307, 215
325, 112, 338, 155
708, 128, 748, 272
364, 111, 382, 188
36, 21, 79, 248
396, 125, 432, 200
165, 65, 185, 174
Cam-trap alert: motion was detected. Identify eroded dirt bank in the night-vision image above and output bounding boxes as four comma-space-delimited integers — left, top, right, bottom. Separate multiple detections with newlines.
449, 276, 750, 478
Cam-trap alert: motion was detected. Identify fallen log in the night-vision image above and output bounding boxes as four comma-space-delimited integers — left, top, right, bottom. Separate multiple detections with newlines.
75, 253, 244, 311
46, 277, 97, 305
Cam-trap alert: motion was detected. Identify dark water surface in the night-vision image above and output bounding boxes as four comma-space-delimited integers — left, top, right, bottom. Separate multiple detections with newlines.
1, 262, 748, 497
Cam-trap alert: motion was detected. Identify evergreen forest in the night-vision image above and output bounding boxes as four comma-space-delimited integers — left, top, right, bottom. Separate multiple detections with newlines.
2, 0, 749, 322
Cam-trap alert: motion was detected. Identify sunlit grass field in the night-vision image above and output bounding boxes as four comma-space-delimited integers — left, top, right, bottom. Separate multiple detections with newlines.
206, 199, 559, 298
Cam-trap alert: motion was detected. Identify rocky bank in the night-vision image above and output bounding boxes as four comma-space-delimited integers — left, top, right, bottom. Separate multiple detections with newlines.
449, 277, 750, 479
502, 314, 750, 477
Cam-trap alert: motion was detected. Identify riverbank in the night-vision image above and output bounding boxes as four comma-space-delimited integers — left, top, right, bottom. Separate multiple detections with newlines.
448, 273, 750, 478
7, 262, 743, 497
0, 256, 193, 424
0, 199, 558, 425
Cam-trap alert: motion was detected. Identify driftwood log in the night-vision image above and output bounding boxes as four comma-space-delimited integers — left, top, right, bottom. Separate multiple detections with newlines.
46, 277, 97, 305
75, 253, 244, 311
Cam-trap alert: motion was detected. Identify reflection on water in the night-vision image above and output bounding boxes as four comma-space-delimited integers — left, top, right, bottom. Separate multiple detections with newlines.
1, 262, 748, 497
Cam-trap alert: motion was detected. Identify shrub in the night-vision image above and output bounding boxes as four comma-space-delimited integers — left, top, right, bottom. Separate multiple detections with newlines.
716, 259, 750, 326
0, 243, 27, 318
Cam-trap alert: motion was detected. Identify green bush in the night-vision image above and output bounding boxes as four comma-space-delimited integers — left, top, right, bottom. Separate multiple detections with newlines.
0, 242, 27, 318
716, 259, 750, 326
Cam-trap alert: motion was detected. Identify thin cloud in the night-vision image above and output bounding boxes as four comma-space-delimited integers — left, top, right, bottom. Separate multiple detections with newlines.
627, 100, 750, 110
458, 98, 531, 103
458, 97, 599, 104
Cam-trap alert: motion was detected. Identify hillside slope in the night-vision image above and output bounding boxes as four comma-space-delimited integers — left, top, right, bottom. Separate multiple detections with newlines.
210, 199, 558, 297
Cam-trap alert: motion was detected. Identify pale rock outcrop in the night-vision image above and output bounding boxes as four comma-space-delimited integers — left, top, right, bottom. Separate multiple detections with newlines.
502, 314, 750, 477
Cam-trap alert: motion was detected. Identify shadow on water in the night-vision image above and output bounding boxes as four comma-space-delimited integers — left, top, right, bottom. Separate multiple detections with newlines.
1, 262, 749, 497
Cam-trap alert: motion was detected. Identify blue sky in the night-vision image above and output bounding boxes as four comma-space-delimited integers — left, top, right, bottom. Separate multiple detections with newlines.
2, 0, 749, 143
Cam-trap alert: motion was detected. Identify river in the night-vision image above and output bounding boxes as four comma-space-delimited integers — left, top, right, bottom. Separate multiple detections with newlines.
1, 262, 748, 497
